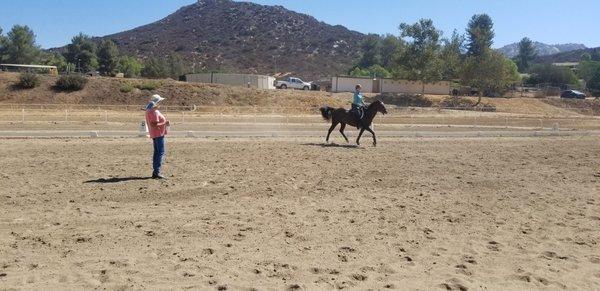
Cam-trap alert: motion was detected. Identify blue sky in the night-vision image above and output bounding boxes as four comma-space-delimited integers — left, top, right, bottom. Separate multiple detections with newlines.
1, 0, 599, 49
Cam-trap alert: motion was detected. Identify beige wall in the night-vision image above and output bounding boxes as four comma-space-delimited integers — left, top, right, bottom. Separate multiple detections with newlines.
332, 76, 374, 93
186, 73, 275, 90
332, 76, 450, 95
381, 79, 451, 95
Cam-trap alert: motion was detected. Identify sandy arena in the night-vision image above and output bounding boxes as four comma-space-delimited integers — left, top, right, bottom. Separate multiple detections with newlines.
1, 136, 599, 290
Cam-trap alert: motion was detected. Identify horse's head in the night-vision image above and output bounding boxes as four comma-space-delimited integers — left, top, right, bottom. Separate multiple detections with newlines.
372, 100, 388, 115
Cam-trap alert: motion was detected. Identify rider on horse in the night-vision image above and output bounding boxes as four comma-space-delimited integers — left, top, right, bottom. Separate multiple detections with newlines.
351, 84, 366, 128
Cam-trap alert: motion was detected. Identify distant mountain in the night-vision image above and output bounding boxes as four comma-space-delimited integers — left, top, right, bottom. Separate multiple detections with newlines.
535, 47, 600, 63
497, 42, 587, 58
83, 0, 366, 80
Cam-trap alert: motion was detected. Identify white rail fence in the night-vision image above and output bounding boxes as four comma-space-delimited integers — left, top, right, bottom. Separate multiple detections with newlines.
0, 103, 598, 131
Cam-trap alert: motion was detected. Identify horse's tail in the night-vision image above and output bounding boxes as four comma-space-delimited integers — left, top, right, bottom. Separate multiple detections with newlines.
320, 106, 333, 121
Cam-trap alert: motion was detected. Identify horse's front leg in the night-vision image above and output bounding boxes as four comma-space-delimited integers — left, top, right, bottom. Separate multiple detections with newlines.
326, 122, 338, 143
356, 128, 365, 145
339, 123, 349, 143
365, 127, 377, 147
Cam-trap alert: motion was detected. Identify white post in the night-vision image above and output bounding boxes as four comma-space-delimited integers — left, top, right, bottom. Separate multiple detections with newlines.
65, 109, 68, 122
21, 109, 25, 123
138, 121, 148, 137
181, 111, 185, 124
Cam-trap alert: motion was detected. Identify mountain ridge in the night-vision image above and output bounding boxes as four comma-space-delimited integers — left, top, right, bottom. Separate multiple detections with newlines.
497, 41, 587, 58
89, 0, 365, 80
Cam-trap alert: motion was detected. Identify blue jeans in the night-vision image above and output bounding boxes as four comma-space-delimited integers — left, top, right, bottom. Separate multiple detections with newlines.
152, 136, 165, 176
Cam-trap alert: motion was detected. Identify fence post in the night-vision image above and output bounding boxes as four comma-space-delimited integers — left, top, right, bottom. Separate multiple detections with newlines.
181, 111, 185, 124
22, 109, 25, 123
65, 109, 68, 122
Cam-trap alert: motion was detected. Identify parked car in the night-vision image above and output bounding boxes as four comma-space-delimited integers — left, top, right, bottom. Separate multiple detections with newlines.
85, 71, 100, 77
275, 77, 312, 90
560, 90, 586, 99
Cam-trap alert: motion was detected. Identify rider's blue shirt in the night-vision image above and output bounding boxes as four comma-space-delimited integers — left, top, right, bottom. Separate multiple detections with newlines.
353, 91, 365, 106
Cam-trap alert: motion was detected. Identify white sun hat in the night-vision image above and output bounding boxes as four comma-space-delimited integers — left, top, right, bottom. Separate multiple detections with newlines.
150, 94, 165, 104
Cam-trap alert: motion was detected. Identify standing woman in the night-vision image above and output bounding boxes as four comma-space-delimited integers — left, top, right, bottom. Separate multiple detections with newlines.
146, 94, 170, 179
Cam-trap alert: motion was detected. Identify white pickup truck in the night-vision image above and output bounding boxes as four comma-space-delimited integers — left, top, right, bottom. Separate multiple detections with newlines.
275, 77, 312, 90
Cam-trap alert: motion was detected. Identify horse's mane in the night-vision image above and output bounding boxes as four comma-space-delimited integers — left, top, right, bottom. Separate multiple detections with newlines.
368, 100, 383, 109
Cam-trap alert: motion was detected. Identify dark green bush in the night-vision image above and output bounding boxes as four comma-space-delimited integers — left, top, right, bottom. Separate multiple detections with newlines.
17, 72, 41, 89
134, 81, 161, 91
120, 83, 134, 93
440, 96, 496, 112
371, 93, 433, 107
55, 75, 88, 91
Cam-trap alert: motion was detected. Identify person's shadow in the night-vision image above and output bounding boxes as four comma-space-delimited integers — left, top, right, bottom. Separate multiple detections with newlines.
84, 177, 152, 184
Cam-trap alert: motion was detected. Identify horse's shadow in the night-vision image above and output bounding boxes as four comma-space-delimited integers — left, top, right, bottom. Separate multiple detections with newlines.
84, 177, 152, 184
302, 142, 360, 149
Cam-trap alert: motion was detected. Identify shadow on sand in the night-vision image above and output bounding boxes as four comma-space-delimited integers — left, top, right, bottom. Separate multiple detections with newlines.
302, 142, 360, 149
84, 177, 152, 184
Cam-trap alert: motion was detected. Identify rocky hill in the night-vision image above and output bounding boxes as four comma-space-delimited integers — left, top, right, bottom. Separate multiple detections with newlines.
497, 41, 586, 58
535, 47, 600, 63
92, 0, 365, 80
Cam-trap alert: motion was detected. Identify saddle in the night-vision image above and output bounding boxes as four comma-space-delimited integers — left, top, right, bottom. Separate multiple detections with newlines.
350, 104, 365, 120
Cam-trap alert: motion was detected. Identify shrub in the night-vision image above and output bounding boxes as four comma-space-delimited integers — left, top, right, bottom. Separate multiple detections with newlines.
371, 93, 433, 107
440, 96, 496, 112
17, 72, 41, 89
120, 83, 134, 93
55, 75, 88, 91
134, 81, 161, 91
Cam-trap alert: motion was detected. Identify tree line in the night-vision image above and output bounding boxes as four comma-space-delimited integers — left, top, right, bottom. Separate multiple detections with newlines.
351, 14, 600, 97
515, 37, 600, 96
0, 25, 187, 79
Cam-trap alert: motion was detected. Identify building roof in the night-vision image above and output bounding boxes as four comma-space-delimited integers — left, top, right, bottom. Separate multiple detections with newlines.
0, 64, 58, 69
552, 62, 579, 67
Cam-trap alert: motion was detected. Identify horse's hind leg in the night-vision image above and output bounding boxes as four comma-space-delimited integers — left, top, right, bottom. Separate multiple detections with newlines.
339, 123, 349, 143
365, 127, 377, 147
326, 122, 338, 143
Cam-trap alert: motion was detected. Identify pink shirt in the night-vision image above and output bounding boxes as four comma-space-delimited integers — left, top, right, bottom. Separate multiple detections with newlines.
146, 109, 168, 138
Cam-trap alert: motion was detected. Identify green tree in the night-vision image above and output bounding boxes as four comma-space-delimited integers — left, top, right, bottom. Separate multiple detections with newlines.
466, 14, 494, 57
440, 30, 465, 80
526, 64, 578, 87
141, 57, 168, 78
358, 34, 382, 69
0, 27, 7, 62
461, 50, 521, 102
166, 53, 186, 79
515, 37, 537, 72
117, 56, 143, 78
380, 34, 403, 69
4, 25, 41, 64
97, 40, 119, 75
398, 18, 443, 94
349, 65, 391, 78
580, 52, 592, 62
592, 49, 600, 61
41, 52, 68, 73
578, 61, 600, 82
587, 67, 600, 97
64, 33, 98, 72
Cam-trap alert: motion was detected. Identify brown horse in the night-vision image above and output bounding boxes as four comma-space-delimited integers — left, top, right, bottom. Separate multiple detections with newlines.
320, 100, 388, 146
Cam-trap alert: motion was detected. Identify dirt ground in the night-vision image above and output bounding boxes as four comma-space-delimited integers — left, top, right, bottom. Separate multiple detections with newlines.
1, 137, 599, 290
